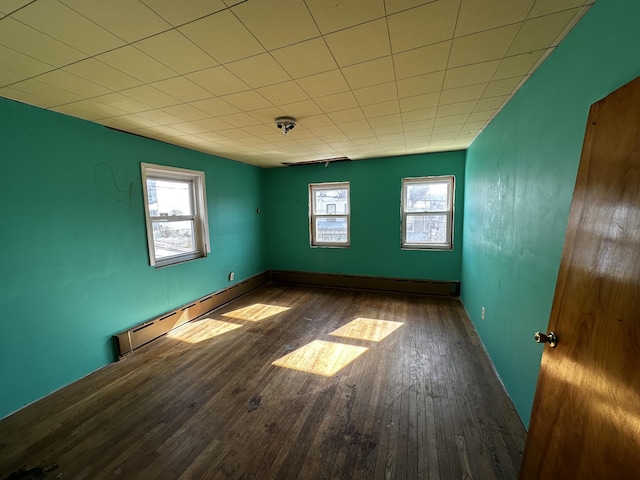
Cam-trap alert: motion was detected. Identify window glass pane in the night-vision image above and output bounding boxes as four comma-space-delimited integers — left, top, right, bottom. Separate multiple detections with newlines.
315, 216, 348, 243
314, 188, 349, 214
405, 182, 449, 212
152, 220, 195, 258
147, 179, 192, 216
405, 214, 447, 244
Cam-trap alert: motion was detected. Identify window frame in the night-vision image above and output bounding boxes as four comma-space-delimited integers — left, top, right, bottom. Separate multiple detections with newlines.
309, 182, 351, 248
401, 175, 455, 250
141, 163, 210, 268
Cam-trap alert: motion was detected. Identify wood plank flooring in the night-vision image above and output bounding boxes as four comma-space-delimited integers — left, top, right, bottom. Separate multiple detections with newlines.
0, 284, 526, 479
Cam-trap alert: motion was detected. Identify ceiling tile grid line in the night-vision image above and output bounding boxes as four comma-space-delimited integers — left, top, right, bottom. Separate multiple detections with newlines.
0, 0, 595, 166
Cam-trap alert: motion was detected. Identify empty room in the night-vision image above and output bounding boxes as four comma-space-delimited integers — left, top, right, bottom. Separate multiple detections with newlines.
1, 0, 638, 478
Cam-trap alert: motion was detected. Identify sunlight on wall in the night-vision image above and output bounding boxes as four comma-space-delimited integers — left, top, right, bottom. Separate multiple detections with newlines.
272, 340, 369, 376
166, 318, 243, 344
222, 303, 290, 322
329, 317, 404, 342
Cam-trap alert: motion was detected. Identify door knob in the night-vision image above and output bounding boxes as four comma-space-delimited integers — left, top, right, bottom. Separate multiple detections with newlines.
534, 331, 558, 348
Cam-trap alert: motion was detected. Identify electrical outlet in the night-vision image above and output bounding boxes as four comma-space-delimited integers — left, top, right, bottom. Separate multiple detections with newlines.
481, 306, 486, 320
229, 272, 234, 281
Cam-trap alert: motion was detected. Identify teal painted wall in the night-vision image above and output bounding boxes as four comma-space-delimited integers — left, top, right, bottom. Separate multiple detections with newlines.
0, 98, 265, 419
461, 0, 640, 427
263, 151, 465, 281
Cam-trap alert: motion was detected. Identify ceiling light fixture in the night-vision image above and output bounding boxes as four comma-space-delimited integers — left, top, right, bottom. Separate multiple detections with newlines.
275, 116, 296, 135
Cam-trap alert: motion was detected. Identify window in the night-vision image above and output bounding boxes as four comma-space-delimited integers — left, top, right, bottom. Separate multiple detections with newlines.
309, 182, 350, 247
401, 176, 454, 250
141, 163, 210, 267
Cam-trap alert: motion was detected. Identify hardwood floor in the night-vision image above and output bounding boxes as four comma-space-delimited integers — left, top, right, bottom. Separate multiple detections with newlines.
0, 284, 525, 479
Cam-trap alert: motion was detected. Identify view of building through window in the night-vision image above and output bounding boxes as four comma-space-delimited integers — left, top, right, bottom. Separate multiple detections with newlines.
310, 183, 350, 246
402, 177, 454, 249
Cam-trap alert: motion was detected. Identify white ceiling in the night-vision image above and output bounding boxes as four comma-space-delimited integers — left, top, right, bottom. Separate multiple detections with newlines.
0, 0, 594, 167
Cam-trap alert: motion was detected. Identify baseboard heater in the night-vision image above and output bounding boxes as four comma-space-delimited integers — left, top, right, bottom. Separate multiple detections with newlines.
113, 271, 269, 358
270, 270, 460, 296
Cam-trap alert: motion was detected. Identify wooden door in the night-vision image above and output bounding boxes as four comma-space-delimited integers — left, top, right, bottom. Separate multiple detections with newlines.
520, 76, 640, 479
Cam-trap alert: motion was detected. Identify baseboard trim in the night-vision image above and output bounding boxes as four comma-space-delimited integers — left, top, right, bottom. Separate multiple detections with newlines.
269, 270, 460, 297
113, 271, 269, 358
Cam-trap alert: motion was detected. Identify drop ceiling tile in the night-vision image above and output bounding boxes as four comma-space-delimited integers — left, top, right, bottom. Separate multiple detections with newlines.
232, 0, 320, 50
432, 124, 462, 135
467, 110, 496, 121
299, 114, 334, 128
71, 98, 130, 118
138, 124, 187, 137
187, 66, 249, 96
162, 104, 211, 122
59, 0, 171, 43
399, 92, 439, 112
194, 117, 231, 131
481, 76, 523, 98
387, 0, 459, 53
324, 19, 391, 67
361, 101, 400, 118
353, 82, 398, 106
226, 54, 291, 89
0, 68, 26, 86
135, 31, 216, 74
220, 90, 272, 111
372, 124, 402, 135
141, 0, 227, 26
36, 70, 111, 97
439, 83, 486, 105
50, 103, 105, 121
463, 120, 489, 130
271, 38, 338, 79
0, 44, 52, 79
401, 107, 436, 122
121, 84, 180, 108
296, 70, 350, 98
347, 129, 376, 141
151, 76, 212, 102
342, 57, 395, 90
455, 0, 535, 37
367, 113, 401, 127
529, 0, 589, 18
443, 60, 500, 90
392, 40, 450, 80
397, 71, 444, 98
136, 109, 182, 124
305, 0, 385, 34
436, 100, 476, 116
0, 0, 32, 14
247, 106, 286, 123
104, 113, 160, 129
403, 119, 435, 131
278, 99, 324, 117
95, 93, 153, 114
473, 96, 508, 111
190, 97, 240, 116
0, 85, 57, 107
7, 78, 83, 105
0, 17, 84, 66
241, 124, 275, 136
454, 29, 522, 70
337, 118, 369, 131
507, 9, 580, 56
257, 81, 309, 106
14, 0, 125, 55
434, 114, 468, 127
315, 92, 359, 113
218, 112, 261, 128
313, 124, 342, 136
97, 46, 177, 83
179, 10, 264, 64
64, 59, 141, 90
328, 108, 366, 124
493, 50, 546, 80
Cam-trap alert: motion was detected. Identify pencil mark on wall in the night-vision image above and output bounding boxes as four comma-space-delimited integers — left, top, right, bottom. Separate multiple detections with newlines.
93, 162, 140, 208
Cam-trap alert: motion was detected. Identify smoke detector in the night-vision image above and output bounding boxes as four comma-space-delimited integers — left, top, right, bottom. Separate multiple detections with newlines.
275, 116, 296, 135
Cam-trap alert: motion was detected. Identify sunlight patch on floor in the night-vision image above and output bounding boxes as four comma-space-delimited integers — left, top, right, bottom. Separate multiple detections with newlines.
272, 340, 369, 376
329, 317, 404, 342
167, 319, 243, 344
222, 303, 290, 322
